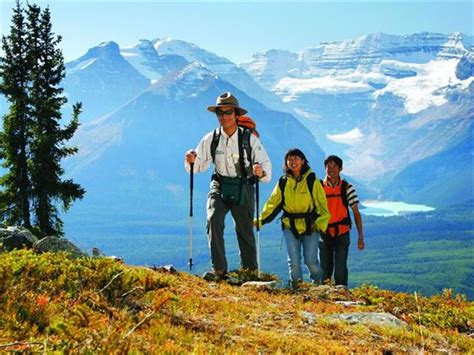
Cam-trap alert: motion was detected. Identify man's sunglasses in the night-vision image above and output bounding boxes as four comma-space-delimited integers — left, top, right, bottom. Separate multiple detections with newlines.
215, 109, 235, 117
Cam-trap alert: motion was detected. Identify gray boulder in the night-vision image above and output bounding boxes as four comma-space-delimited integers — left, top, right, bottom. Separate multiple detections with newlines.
326, 312, 406, 328
300, 311, 316, 325
303, 311, 406, 328
151, 265, 176, 273
0, 226, 38, 251
33, 236, 86, 258
241, 281, 279, 290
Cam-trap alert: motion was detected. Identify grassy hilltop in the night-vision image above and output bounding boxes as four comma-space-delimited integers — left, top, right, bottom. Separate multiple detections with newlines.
0, 250, 472, 353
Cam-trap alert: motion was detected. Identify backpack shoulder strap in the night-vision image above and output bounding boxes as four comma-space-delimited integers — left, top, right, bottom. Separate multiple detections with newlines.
306, 172, 316, 209
278, 175, 287, 209
341, 179, 348, 207
341, 179, 352, 228
210, 128, 220, 163
241, 128, 252, 165
279, 173, 315, 209
238, 127, 253, 178
237, 128, 246, 178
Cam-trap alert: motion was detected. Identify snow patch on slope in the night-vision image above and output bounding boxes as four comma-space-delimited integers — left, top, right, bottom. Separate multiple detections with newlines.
327, 128, 364, 146
67, 58, 96, 74
374, 59, 473, 113
274, 76, 373, 99
120, 40, 161, 80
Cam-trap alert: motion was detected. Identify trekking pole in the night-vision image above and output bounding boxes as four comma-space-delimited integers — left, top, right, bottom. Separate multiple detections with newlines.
255, 173, 261, 278
188, 162, 194, 271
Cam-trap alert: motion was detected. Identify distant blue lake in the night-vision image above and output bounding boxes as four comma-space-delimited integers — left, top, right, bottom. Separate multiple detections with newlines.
360, 201, 436, 217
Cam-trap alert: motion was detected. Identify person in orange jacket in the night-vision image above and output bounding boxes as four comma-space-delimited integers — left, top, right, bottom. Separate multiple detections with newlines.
319, 155, 365, 287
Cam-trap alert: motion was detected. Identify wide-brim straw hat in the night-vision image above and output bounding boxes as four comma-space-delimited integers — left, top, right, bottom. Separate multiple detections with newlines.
207, 92, 247, 115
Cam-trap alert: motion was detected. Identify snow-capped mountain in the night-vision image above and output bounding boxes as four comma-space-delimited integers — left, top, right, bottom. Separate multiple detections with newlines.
300, 32, 471, 70
152, 38, 289, 112
241, 49, 309, 89
241, 32, 473, 204
63, 41, 150, 121
120, 39, 188, 82
242, 32, 473, 90
152, 38, 236, 74
147, 62, 218, 98
63, 37, 289, 124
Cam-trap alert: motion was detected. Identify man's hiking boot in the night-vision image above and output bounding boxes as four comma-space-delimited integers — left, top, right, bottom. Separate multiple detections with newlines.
290, 279, 303, 291
202, 270, 226, 282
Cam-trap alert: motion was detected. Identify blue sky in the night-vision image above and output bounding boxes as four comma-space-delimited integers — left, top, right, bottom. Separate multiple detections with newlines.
2, 1, 472, 64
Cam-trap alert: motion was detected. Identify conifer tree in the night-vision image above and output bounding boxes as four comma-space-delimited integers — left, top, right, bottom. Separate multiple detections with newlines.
27, 4, 85, 236
0, 0, 32, 228
0, 1, 84, 236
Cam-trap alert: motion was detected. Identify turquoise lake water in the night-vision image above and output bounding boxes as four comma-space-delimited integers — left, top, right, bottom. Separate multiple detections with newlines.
360, 201, 436, 217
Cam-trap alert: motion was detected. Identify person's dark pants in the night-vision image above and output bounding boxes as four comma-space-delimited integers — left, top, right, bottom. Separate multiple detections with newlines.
319, 232, 350, 286
206, 180, 257, 273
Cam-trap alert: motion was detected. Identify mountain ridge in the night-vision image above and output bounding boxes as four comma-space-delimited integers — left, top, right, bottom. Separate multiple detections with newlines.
240, 31, 472, 204
63, 41, 150, 121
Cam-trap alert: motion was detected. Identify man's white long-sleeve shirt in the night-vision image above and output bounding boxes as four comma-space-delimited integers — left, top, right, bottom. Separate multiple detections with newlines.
185, 127, 272, 183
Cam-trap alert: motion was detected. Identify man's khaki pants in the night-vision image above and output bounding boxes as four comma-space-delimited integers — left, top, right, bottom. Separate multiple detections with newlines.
206, 180, 257, 273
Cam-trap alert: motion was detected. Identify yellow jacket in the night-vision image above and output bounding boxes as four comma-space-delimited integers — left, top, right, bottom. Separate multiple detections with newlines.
259, 169, 330, 235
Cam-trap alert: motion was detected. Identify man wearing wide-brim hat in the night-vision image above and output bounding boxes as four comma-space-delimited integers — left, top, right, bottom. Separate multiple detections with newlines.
185, 92, 272, 281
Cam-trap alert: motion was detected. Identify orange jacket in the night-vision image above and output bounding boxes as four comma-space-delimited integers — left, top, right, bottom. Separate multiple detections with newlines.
322, 179, 351, 237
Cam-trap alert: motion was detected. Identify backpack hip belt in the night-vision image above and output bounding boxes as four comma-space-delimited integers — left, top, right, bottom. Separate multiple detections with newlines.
326, 217, 351, 237
282, 209, 319, 238
211, 172, 256, 185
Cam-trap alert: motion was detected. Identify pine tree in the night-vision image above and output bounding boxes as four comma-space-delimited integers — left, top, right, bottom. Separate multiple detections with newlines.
0, 0, 32, 228
1, 1, 84, 236
27, 4, 85, 236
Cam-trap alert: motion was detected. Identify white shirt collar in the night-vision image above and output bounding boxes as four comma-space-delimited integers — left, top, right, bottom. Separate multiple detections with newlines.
219, 126, 239, 140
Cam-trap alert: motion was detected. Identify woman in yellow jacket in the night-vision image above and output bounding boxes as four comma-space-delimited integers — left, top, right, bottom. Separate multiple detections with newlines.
258, 149, 330, 288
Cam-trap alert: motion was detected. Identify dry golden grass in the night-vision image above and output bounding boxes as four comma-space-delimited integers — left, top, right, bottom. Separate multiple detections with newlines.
0, 249, 472, 353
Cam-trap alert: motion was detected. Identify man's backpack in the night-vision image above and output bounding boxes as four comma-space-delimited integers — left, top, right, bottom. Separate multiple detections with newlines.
237, 116, 259, 137
210, 116, 259, 180
278, 172, 318, 237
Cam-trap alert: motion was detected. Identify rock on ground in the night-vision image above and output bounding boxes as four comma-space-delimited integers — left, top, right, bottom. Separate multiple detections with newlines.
0, 226, 38, 251
33, 236, 86, 258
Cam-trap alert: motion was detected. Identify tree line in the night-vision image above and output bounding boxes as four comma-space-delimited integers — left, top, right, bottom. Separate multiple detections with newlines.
0, 1, 84, 237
